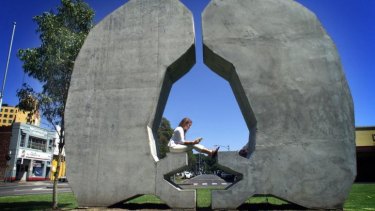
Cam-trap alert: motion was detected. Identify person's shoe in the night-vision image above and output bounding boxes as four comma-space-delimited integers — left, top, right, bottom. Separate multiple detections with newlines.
211, 147, 220, 158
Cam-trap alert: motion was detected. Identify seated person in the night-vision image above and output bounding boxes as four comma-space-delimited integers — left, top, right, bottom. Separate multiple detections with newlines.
168, 117, 219, 158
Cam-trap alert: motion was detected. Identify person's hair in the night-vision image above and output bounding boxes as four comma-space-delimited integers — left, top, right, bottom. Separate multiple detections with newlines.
178, 117, 192, 132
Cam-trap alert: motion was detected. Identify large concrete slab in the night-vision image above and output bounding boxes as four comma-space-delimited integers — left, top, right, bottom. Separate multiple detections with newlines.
65, 0, 195, 208
203, 0, 356, 209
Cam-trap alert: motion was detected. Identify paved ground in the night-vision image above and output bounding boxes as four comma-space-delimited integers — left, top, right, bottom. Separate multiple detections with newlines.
0, 180, 71, 196
178, 174, 231, 189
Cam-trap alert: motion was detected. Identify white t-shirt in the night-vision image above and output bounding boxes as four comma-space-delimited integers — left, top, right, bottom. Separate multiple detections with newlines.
168, 126, 185, 147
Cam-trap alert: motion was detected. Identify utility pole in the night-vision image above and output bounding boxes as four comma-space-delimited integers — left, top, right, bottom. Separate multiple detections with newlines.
0, 22, 16, 111
214, 145, 230, 151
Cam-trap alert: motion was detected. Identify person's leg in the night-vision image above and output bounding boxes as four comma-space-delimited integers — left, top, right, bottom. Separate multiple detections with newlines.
192, 144, 212, 155
169, 144, 189, 153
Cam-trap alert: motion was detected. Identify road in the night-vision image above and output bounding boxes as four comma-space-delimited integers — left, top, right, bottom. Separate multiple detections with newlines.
0, 181, 72, 197
177, 174, 233, 189
0, 175, 231, 196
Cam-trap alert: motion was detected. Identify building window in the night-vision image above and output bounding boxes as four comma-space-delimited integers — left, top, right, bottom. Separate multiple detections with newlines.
4, 114, 7, 118
2, 120, 6, 123
48, 139, 54, 152
28, 136, 47, 152
372, 134, 375, 142
8, 120, 12, 123
9, 114, 13, 118
10, 109, 14, 113
32, 161, 44, 177
0, 114, 2, 117
4, 109, 8, 112
20, 133, 26, 147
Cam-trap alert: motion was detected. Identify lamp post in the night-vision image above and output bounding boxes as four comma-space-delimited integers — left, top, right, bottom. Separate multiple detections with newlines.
0, 22, 16, 111
214, 145, 230, 151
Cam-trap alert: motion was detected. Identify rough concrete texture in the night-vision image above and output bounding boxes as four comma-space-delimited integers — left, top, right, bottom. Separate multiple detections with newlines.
65, 0, 195, 208
203, 0, 356, 209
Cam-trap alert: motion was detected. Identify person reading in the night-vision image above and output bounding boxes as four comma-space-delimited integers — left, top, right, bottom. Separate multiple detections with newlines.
168, 117, 219, 158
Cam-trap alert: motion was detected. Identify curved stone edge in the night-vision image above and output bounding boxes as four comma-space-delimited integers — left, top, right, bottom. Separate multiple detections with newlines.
212, 152, 254, 209
149, 43, 196, 161
65, 0, 197, 207
203, 0, 355, 209
156, 153, 196, 208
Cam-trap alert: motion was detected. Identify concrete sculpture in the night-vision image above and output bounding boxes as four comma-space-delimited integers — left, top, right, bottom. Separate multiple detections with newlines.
203, 0, 356, 209
65, 0, 356, 209
65, 0, 196, 208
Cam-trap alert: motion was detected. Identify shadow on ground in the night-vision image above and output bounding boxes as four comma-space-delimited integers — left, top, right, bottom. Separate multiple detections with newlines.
237, 203, 308, 210
111, 203, 308, 210
0, 202, 72, 211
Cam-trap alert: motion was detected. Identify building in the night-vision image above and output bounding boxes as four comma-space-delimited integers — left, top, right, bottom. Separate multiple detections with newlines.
50, 126, 67, 181
0, 104, 40, 127
355, 126, 375, 182
2, 123, 56, 181
0, 126, 12, 181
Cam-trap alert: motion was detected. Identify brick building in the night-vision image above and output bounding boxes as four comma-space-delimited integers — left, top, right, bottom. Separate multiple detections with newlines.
0, 126, 12, 181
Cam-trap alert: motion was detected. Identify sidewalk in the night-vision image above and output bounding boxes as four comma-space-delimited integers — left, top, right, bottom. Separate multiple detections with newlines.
0, 180, 68, 188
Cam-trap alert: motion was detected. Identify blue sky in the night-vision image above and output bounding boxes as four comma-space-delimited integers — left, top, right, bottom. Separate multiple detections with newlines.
0, 0, 374, 151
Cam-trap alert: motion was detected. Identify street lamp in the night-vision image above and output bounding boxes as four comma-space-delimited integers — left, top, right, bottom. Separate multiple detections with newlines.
214, 145, 230, 151
0, 22, 16, 112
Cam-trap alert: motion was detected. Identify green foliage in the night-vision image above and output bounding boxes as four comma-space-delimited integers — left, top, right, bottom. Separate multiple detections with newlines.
0, 193, 77, 210
15, 84, 40, 125
193, 153, 219, 174
16, 84, 39, 112
187, 150, 197, 172
17, 0, 94, 127
157, 117, 173, 159
202, 154, 219, 173
344, 183, 375, 210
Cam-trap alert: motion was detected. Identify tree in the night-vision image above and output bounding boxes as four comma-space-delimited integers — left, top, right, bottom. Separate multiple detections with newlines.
157, 117, 173, 158
202, 154, 219, 173
16, 84, 40, 125
16, 0, 94, 209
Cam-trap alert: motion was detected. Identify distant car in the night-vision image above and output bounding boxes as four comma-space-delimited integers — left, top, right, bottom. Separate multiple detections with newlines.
184, 171, 193, 179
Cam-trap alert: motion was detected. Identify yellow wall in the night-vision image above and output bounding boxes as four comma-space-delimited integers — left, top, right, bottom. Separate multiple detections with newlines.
50, 157, 66, 180
356, 127, 375, 147
0, 105, 40, 127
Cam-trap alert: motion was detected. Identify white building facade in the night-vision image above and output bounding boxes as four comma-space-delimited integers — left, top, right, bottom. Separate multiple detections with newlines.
7, 123, 57, 181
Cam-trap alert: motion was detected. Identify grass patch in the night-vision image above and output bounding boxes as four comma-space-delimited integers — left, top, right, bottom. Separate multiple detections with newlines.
0, 192, 77, 211
197, 188, 211, 208
344, 183, 375, 211
246, 195, 289, 205
0, 183, 374, 210
126, 194, 165, 204
124, 188, 213, 208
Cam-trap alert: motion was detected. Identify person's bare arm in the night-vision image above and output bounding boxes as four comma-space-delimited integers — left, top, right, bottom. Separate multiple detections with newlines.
184, 137, 202, 145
